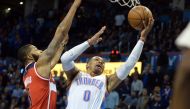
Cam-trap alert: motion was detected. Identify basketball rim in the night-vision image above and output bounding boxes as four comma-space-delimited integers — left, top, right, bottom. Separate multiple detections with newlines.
108, 0, 140, 8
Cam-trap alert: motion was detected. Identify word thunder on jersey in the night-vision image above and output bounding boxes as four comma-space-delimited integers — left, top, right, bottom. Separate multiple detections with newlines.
23, 62, 57, 109
66, 72, 107, 109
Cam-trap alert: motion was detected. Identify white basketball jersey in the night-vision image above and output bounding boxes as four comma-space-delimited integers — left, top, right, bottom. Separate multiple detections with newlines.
66, 72, 107, 109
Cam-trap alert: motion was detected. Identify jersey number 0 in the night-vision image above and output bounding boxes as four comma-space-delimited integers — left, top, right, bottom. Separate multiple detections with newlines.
83, 90, 91, 102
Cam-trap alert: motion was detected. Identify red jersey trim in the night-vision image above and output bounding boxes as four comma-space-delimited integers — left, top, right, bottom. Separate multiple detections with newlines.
47, 82, 51, 109
25, 62, 33, 70
34, 63, 49, 81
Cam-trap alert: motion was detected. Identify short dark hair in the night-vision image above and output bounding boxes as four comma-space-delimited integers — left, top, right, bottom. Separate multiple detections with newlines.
87, 58, 92, 64
17, 44, 33, 63
87, 56, 104, 63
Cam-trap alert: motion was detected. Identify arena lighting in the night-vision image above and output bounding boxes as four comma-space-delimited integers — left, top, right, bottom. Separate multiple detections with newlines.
5, 8, 11, 13
7, 8, 11, 11
116, 50, 119, 54
111, 50, 119, 54
111, 50, 115, 54
19, 2, 23, 5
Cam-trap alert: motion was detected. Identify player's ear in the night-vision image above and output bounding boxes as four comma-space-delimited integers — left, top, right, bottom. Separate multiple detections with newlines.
86, 63, 89, 70
86, 58, 91, 70
26, 48, 34, 59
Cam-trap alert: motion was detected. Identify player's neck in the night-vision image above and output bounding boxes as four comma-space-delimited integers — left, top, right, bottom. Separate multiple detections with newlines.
25, 60, 35, 67
89, 73, 96, 77
87, 69, 96, 77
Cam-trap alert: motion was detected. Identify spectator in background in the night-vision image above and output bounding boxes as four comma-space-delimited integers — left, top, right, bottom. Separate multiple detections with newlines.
137, 88, 149, 109
161, 82, 172, 109
4, 79, 16, 93
133, 67, 139, 75
105, 90, 119, 109
10, 97, 19, 109
0, 94, 9, 108
114, 12, 125, 27
116, 102, 128, 109
131, 72, 143, 96
57, 71, 67, 96
12, 83, 23, 99
141, 64, 154, 92
0, 102, 6, 109
149, 94, 162, 109
53, 70, 60, 82
162, 74, 170, 87
157, 49, 169, 72
124, 90, 138, 109
139, 49, 148, 69
0, 75, 3, 93
20, 92, 29, 109
56, 90, 66, 109
116, 77, 131, 100
149, 86, 162, 109
56, 71, 67, 108
153, 66, 163, 87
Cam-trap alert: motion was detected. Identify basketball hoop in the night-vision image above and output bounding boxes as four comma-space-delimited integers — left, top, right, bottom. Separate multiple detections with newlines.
108, 0, 140, 8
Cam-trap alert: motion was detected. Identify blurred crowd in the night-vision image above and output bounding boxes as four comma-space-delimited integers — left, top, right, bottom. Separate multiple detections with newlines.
0, 0, 188, 109
0, 1, 188, 57
107, 65, 173, 109
0, 57, 173, 109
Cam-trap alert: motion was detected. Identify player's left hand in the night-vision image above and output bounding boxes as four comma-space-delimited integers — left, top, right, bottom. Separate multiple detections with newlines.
140, 18, 154, 42
87, 26, 106, 46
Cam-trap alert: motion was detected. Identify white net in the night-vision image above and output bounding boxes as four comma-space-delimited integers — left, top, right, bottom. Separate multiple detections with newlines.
108, 0, 140, 8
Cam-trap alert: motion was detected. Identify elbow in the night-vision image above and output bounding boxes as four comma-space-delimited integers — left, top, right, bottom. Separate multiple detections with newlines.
125, 62, 136, 71
61, 52, 69, 64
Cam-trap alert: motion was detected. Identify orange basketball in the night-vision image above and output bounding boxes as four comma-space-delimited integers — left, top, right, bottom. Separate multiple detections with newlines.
128, 5, 153, 30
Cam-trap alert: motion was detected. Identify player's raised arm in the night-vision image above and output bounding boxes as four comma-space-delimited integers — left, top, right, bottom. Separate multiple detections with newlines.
61, 26, 106, 81
106, 18, 154, 92
50, 34, 69, 69
36, 0, 82, 78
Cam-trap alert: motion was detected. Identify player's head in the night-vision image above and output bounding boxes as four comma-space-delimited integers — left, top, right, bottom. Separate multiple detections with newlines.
86, 56, 105, 76
142, 88, 148, 96
17, 44, 43, 65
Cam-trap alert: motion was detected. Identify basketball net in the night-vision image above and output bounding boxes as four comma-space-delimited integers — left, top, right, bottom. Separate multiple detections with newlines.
108, 0, 140, 8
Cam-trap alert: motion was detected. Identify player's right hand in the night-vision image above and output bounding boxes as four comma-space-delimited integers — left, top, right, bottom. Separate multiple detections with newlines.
74, 0, 82, 7
140, 18, 154, 42
87, 26, 106, 46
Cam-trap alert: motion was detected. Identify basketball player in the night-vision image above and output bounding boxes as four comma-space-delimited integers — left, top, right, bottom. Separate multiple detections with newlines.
170, 23, 190, 109
17, 0, 82, 108
61, 18, 154, 109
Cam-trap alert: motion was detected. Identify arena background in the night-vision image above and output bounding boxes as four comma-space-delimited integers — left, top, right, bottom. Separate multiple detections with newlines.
0, 0, 189, 109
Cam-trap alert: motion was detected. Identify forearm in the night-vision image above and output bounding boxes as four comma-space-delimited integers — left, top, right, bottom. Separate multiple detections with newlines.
61, 41, 90, 71
50, 42, 66, 69
116, 40, 144, 80
107, 40, 144, 92
45, 1, 80, 58
107, 74, 122, 92
57, 2, 79, 33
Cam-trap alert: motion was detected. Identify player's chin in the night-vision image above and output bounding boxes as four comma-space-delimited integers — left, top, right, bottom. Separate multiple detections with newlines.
93, 69, 103, 76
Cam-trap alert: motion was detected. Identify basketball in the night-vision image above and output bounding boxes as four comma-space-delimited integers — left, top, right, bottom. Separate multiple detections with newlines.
128, 5, 153, 30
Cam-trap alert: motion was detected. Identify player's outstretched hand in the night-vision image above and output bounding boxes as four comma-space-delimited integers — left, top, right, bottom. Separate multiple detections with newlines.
140, 18, 154, 42
73, 0, 82, 7
87, 26, 106, 46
